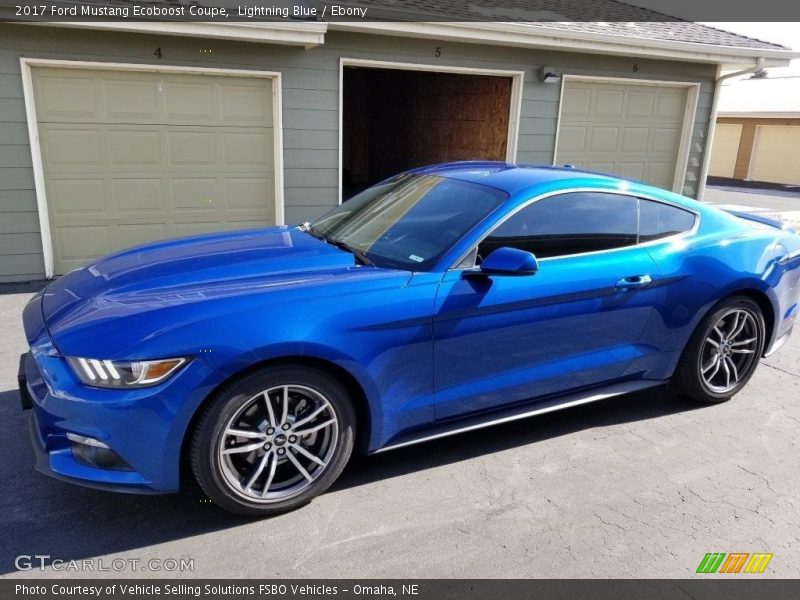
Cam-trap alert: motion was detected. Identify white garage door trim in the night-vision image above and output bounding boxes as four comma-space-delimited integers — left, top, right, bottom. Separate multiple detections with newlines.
553, 74, 701, 194
20, 57, 285, 279
338, 57, 526, 205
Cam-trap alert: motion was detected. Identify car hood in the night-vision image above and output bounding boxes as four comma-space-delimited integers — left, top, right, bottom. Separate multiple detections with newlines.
41, 226, 358, 339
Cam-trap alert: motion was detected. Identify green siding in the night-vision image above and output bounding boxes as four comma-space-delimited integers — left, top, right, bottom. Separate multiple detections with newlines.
0, 23, 717, 282
0, 168, 35, 190
0, 145, 32, 168
284, 129, 338, 150
0, 189, 37, 212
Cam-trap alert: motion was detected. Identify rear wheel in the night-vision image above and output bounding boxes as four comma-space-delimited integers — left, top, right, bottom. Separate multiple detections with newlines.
190, 366, 355, 516
674, 296, 765, 404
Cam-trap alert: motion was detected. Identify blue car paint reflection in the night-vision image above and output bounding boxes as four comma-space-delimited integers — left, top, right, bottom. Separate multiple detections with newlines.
21, 162, 800, 493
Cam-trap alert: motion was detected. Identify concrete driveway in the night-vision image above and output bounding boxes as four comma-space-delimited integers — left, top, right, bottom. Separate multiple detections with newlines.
1, 282, 799, 579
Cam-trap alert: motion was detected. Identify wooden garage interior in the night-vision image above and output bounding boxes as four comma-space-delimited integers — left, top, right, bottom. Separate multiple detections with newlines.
341, 66, 512, 199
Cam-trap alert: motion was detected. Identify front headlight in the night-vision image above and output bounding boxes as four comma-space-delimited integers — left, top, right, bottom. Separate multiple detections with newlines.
66, 356, 188, 388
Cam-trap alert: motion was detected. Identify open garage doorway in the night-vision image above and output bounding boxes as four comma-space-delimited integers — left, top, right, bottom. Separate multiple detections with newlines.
341, 61, 522, 200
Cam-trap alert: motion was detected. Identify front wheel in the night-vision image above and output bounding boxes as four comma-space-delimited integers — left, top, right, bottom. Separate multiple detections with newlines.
674, 296, 766, 404
190, 366, 356, 516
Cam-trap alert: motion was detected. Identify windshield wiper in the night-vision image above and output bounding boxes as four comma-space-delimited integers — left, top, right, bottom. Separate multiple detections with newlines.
301, 223, 373, 266
328, 237, 374, 266
301, 222, 325, 240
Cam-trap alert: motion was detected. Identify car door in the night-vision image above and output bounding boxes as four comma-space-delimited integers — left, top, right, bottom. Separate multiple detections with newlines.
432, 191, 662, 420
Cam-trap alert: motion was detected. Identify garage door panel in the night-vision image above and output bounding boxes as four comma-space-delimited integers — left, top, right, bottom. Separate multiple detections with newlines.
749, 126, 800, 185
33, 66, 277, 275
112, 179, 164, 213
33, 73, 98, 121
164, 80, 216, 122
48, 179, 107, 214
40, 127, 104, 168
223, 131, 274, 167
595, 89, 624, 117
171, 178, 220, 211
34, 68, 274, 126
708, 123, 741, 179
227, 220, 268, 231
55, 225, 111, 261
646, 162, 674, 186
657, 93, 684, 118
167, 130, 219, 167
622, 128, 649, 152
557, 126, 588, 153
557, 79, 688, 190
226, 178, 275, 210
117, 223, 170, 250
108, 129, 162, 166
653, 128, 681, 152
561, 87, 591, 117
584, 161, 615, 173
173, 221, 234, 237
220, 83, 273, 124
589, 127, 619, 152
616, 162, 645, 180
626, 92, 655, 117
104, 78, 160, 121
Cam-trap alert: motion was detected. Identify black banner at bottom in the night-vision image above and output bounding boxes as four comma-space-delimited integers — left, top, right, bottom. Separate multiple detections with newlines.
2, 580, 800, 600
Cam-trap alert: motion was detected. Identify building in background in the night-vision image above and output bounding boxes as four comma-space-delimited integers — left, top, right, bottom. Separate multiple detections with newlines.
708, 76, 800, 186
0, 3, 798, 282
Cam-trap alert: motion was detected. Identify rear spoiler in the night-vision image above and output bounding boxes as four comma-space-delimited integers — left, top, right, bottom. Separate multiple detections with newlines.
721, 209, 796, 233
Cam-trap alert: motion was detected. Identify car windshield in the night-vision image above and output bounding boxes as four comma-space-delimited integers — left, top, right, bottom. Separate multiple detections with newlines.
309, 174, 507, 270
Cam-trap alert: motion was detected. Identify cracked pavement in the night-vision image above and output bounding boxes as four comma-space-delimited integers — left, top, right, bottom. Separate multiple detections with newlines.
0, 286, 798, 579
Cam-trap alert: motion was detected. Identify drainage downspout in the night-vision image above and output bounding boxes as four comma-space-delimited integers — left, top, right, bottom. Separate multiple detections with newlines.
697, 57, 766, 201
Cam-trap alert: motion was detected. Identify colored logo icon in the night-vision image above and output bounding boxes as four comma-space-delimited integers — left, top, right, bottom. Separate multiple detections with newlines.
697, 552, 773, 574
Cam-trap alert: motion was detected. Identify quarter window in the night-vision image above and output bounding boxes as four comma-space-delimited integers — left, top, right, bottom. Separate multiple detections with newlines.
477, 192, 639, 260
639, 199, 696, 242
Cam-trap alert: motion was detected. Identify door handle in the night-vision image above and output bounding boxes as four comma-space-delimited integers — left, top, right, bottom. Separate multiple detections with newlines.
615, 274, 652, 289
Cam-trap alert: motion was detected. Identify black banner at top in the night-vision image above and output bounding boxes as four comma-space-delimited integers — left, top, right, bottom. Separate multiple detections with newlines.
2, 0, 800, 23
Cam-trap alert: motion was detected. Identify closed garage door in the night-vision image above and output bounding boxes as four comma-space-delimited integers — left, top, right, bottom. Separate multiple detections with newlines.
32, 67, 278, 275
749, 125, 800, 185
709, 123, 742, 179
556, 79, 690, 191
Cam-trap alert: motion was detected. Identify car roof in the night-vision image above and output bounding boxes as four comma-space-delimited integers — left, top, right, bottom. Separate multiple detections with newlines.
407, 161, 696, 209
408, 161, 617, 191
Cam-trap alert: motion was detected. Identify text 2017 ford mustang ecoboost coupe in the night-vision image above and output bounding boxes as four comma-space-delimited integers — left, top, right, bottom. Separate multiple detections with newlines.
20, 163, 800, 515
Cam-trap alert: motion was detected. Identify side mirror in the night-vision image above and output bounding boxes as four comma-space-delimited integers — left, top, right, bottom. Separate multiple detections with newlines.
465, 247, 538, 277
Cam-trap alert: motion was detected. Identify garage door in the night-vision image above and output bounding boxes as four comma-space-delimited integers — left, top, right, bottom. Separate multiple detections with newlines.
749, 125, 800, 185
709, 123, 742, 179
556, 79, 689, 191
32, 67, 277, 275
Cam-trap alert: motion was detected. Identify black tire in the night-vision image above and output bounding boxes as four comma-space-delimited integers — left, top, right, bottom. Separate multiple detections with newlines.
190, 365, 356, 516
674, 296, 765, 404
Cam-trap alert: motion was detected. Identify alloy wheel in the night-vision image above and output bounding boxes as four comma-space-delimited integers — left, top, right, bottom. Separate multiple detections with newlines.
700, 308, 760, 394
217, 384, 339, 502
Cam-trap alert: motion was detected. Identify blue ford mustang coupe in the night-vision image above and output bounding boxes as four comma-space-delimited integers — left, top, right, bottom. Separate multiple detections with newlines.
20, 162, 800, 515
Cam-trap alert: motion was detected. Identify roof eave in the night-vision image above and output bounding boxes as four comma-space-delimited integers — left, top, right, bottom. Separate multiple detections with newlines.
718, 111, 800, 119
36, 20, 328, 48
328, 21, 799, 66
25, 20, 799, 67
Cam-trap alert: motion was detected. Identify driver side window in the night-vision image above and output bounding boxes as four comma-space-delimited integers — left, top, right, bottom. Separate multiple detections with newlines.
476, 192, 638, 262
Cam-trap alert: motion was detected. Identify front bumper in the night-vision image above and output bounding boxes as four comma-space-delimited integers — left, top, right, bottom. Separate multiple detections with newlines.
26, 398, 163, 494
18, 352, 33, 410
20, 322, 222, 495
